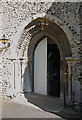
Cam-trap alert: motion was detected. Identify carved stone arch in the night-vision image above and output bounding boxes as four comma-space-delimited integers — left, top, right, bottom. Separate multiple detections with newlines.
25, 18, 72, 96
17, 18, 73, 98
16, 14, 78, 101
17, 14, 77, 58
26, 18, 72, 61
17, 17, 73, 94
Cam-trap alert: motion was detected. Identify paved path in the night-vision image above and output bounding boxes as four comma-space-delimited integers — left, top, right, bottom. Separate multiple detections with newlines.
1, 93, 81, 119
1, 96, 63, 119
24, 93, 81, 119
24, 93, 63, 112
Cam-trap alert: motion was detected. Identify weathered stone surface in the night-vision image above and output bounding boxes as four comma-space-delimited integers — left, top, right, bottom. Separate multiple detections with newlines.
0, 1, 81, 111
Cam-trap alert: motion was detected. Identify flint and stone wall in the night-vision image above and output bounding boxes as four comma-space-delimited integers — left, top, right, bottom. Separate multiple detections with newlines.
0, 1, 81, 108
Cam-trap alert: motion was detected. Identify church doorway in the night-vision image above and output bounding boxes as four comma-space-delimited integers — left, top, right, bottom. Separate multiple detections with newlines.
23, 18, 72, 100
34, 37, 60, 97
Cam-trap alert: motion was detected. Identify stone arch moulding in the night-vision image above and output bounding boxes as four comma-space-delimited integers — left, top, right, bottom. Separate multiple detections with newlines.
16, 16, 74, 99
17, 14, 76, 57
27, 18, 72, 97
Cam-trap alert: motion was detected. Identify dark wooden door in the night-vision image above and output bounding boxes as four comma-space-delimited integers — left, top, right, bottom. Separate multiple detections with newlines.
47, 44, 60, 97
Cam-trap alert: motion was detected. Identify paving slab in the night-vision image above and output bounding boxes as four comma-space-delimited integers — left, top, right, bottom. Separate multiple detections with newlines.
1, 93, 81, 119
1, 94, 64, 119
24, 93, 81, 119
2, 100, 62, 119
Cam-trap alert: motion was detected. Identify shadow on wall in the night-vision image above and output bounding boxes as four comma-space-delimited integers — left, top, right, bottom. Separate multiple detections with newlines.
22, 2, 80, 114
23, 64, 32, 92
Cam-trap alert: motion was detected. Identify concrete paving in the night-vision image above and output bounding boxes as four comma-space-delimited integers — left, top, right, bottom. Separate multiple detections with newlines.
1, 95, 63, 119
24, 93, 81, 119
24, 93, 63, 113
1, 93, 81, 119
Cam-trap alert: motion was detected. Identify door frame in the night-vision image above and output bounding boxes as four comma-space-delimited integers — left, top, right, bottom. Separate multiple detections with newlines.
27, 18, 72, 100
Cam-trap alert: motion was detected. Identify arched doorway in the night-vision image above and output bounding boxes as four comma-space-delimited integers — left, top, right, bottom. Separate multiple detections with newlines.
17, 18, 72, 100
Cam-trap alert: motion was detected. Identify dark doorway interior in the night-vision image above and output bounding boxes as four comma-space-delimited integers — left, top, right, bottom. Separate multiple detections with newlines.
47, 43, 60, 97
